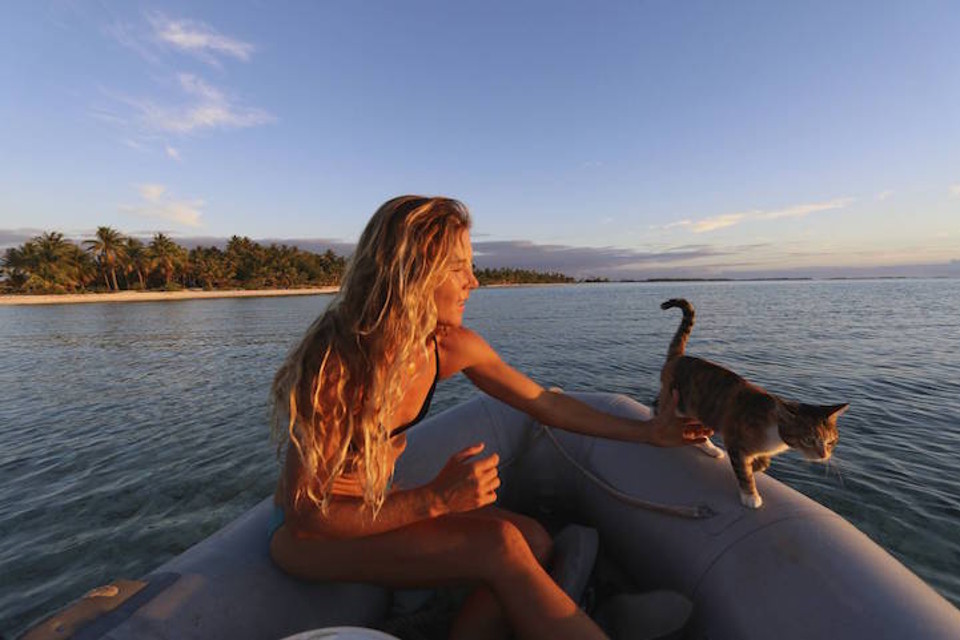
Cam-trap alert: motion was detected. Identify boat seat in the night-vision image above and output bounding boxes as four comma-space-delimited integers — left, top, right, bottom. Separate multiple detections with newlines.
549, 523, 601, 606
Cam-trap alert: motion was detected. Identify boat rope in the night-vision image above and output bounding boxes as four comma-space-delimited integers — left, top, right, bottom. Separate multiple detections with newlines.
538, 424, 716, 519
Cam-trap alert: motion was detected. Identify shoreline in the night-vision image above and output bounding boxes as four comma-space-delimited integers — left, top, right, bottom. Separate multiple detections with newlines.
0, 287, 340, 306
3, 276, 954, 306
0, 282, 577, 306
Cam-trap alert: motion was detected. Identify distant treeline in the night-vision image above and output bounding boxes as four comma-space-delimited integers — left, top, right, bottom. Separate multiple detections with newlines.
474, 267, 574, 286
0, 227, 573, 294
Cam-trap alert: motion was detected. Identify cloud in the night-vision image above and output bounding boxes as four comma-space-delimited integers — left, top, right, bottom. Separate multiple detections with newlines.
669, 197, 854, 234
100, 13, 271, 149
148, 13, 255, 65
125, 73, 275, 135
471, 240, 732, 274
876, 190, 894, 201
949, 184, 960, 198
120, 184, 204, 227
105, 20, 163, 65
690, 212, 752, 233
139, 184, 167, 201
108, 13, 254, 66
760, 198, 854, 220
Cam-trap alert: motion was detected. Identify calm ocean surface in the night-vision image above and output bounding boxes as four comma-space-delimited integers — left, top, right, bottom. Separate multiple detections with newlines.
2, 280, 959, 636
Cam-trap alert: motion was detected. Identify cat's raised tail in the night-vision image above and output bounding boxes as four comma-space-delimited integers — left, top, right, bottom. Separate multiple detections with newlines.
661, 298, 695, 362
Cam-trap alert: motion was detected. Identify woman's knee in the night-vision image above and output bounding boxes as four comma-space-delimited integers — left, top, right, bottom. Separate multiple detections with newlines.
473, 517, 537, 568
510, 514, 553, 565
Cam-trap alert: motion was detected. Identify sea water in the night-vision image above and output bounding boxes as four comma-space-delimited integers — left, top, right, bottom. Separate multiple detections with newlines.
1, 280, 959, 635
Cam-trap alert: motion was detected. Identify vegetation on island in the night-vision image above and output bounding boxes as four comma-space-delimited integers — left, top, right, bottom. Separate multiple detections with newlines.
1, 227, 345, 294
473, 267, 574, 286
1, 227, 574, 294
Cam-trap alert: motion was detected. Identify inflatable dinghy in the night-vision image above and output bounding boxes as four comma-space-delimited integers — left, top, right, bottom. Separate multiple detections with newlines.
24, 393, 960, 639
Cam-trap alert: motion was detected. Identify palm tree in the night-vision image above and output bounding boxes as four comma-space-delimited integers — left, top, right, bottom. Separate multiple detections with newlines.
225, 235, 265, 286
2, 232, 94, 293
2, 245, 31, 291
36, 232, 78, 291
84, 226, 128, 291
188, 246, 229, 290
124, 237, 148, 290
148, 233, 187, 288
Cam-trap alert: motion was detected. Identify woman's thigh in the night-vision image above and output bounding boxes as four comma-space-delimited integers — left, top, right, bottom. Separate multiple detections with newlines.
270, 509, 539, 588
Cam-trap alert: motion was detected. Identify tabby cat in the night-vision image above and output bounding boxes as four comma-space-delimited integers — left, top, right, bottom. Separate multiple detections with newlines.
658, 298, 847, 509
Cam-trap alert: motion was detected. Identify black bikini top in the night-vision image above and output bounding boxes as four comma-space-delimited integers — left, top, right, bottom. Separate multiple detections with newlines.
390, 336, 439, 438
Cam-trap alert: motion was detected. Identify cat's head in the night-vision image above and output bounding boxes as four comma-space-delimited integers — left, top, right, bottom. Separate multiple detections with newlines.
780, 402, 848, 461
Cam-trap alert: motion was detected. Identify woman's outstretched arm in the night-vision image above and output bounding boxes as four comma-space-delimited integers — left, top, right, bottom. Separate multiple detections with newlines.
442, 326, 712, 446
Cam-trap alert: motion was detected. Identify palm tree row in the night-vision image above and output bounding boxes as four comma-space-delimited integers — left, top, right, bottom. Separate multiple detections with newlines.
1, 228, 347, 294
1, 227, 578, 295
473, 267, 575, 285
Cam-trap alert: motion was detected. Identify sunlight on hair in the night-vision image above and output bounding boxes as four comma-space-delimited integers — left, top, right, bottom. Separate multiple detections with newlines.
271, 196, 471, 517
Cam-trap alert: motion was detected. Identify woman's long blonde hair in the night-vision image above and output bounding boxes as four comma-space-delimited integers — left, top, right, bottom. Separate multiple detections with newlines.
271, 196, 471, 516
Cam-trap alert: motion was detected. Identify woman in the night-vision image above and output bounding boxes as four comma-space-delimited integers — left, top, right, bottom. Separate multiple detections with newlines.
269, 196, 710, 640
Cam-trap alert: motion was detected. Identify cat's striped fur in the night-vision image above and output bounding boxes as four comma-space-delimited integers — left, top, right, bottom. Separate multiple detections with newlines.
658, 299, 848, 509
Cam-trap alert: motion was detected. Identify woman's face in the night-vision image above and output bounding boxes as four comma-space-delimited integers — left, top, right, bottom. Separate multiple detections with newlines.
434, 229, 478, 327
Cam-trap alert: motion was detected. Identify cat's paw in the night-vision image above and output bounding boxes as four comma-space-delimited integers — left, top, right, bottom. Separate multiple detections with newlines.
740, 492, 763, 509
696, 441, 725, 460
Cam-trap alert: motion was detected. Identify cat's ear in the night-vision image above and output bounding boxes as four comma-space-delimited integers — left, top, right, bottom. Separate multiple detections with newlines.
823, 403, 849, 419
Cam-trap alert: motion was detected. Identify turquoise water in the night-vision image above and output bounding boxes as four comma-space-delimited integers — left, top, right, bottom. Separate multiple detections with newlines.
2, 280, 959, 636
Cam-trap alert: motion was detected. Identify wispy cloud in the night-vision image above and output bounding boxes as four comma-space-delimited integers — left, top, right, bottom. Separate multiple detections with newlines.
108, 12, 254, 67
122, 73, 275, 135
690, 212, 752, 232
147, 12, 255, 65
139, 184, 167, 201
120, 184, 204, 227
876, 190, 894, 201
668, 197, 854, 234
761, 198, 854, 220
105, 20, 163, 65
100, 13, 270, 151
471, 240, 733, 274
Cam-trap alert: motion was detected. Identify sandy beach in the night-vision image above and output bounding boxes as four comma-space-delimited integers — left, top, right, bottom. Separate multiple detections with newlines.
0, 287, 340, 306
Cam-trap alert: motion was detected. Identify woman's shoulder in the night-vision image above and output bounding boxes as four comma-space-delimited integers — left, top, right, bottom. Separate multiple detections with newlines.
437, 324, 487, 351
436, 325, 495, 375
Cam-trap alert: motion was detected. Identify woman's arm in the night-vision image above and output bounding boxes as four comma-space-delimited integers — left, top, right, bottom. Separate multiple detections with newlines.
286, 486, 439, 539
443, 326, 710, 446
284, 442, 501, 539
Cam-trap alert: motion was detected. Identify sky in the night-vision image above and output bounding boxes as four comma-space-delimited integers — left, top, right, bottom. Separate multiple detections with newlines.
2, 0, 959, 279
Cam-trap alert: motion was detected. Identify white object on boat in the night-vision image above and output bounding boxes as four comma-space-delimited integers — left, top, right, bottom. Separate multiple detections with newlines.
279, 628, 400, 640
25, 393, 960, 639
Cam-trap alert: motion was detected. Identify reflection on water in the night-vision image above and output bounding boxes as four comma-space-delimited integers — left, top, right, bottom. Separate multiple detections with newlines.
1, 280, 959, 634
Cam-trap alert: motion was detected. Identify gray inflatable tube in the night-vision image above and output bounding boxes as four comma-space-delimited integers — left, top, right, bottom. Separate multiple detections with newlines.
29, 393, 960, 639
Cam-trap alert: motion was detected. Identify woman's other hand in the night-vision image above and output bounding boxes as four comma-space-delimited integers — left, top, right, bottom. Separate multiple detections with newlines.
427, 443, 500, 516
647, 390, 713, 447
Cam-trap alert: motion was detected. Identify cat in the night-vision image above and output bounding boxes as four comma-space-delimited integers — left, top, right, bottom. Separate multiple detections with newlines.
657, 298, 848, 509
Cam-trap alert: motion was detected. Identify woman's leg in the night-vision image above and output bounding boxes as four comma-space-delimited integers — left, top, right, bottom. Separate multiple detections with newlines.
447, 507, 554, 640
270, 512, 604, 640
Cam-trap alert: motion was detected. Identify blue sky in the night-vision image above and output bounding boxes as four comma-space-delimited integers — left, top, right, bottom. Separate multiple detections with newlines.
2, 1, 959, 278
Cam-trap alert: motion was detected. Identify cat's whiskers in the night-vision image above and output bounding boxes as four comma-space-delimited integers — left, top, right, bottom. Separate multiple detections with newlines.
826, 458, 846, 489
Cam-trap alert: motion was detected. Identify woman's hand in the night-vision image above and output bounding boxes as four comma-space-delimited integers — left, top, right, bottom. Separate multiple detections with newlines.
427, 443, 500, 516
646, 390, 713, 447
